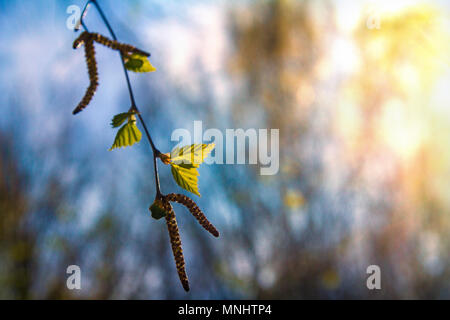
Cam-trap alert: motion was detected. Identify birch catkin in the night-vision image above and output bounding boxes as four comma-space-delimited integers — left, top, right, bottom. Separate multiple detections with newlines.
164, 193, 220, 237
72, 31, 150, 115
72, 32, 98, 115
162, 199, 190, 292
72, 31, 90, 49
90, 33, 150, 57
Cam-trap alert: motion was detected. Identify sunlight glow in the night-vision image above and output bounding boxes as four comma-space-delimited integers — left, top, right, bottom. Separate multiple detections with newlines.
378, 99, 426, 161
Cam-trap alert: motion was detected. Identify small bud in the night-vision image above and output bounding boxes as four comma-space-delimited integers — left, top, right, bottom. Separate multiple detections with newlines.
159, 153, 171, 165
149, 199, 167, 220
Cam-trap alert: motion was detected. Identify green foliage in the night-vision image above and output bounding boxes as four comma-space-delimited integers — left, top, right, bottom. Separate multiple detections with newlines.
109, 115, 142, 151
171, 143, 215, 167
171, 164, 200, 196
110, 112, 133, 128
149, 200, 167, 220
169, 144, 215, 196
125, 53, 156, 73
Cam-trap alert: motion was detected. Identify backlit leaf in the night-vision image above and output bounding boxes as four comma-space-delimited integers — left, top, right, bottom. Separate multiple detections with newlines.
170, 143, 215, 167
171, 164, 200, 196
111, 112, 133, 128
125, 53, 156, 73
109, 121, 142, 151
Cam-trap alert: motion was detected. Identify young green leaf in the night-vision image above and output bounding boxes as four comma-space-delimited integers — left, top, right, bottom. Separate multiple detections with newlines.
111, 112, 133, 128
125, 53, 156, 73
170, 143, 215, 167
171, 164, 200, 196
109, 121, 142, 151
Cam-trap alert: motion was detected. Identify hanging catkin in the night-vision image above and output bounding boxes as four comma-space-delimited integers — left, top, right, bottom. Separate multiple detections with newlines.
72, 31, 150, 115
164, 193, 220, 238
72, 31, 90, 49
90, 33, 150, 57
72, 32, 98, 115
162, 199, 190, 292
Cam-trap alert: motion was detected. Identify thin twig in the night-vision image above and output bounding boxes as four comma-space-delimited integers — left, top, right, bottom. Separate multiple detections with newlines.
77, 0, 162, 196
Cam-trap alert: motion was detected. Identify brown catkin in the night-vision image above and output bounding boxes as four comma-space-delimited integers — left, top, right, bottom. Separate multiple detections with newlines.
161, 200, 190, 292
72, 32, 98, 115
90, 33, 150, 57
164, 193, 220, 238
72, 31, 90, 49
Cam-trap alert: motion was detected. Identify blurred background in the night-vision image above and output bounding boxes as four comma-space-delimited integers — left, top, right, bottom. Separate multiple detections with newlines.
0, 0, 450, 299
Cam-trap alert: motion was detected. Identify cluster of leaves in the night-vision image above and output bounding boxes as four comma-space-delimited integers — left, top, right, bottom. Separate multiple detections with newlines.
109, 112, 142, 150
166, 143, 215, 196
109, 117, 214, 198
108, 54, 155, 150
150, 143, 215, 220
149, 144, 214, 219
